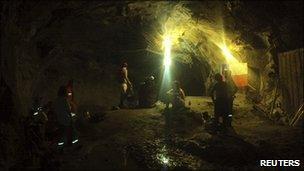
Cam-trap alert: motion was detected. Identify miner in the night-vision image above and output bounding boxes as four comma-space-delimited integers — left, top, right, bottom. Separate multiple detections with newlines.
166, 80, 186, 110
138, 75, 156, 108
210, 73, 229, 129
53, 86, 78, 150
223, 69, 238, 127
119, 62, 133, 108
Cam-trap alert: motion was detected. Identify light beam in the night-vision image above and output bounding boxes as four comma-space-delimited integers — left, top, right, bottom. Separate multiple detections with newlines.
163, 35, 172, 68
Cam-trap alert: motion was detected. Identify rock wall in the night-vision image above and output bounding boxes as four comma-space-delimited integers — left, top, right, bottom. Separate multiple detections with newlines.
0, 0, 303, 167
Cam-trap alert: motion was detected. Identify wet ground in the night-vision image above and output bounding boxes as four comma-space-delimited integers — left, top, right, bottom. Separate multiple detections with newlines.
58, 93, 303, 170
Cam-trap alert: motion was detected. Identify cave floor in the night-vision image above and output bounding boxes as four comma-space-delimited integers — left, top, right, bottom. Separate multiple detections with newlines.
58, 93, 303, 170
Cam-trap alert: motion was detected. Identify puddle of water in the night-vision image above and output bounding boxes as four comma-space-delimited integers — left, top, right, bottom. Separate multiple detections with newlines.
155, 145, 177, 167
127, 138, 202, 170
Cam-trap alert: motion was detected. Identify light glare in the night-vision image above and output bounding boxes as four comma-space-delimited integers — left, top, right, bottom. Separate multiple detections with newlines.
219, 43, 247, 75
72, 139, 79, 144
58, 142, 64, 146
163, 36, 172, 68
162, 156, 169, 164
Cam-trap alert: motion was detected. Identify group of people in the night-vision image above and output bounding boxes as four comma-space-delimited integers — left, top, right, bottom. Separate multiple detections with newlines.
118, 62, 187, 110
119, 62, 157, 108
51, 62, 237, 150
163, 70, 237, 131
118, 62, 238, 131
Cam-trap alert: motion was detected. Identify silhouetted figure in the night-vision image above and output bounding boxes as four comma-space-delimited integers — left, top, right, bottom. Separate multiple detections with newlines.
119, 62, 133, 108
29, 101, 48, 143
53, 86, 78, 150
223, 69, 238, 127
138, 76, 156, 108
166, 80, 186, 110
211, 73, 229, 129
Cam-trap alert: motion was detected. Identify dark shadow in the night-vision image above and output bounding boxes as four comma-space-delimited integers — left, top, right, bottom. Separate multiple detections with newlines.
161, 109, 266, 169
201, 126, 260, 168
77, 105, 106, 125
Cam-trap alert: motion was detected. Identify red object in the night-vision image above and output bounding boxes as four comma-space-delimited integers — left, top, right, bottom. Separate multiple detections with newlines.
232, 74, 248, 87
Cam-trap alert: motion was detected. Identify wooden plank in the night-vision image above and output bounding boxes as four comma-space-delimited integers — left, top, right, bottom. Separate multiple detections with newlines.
294, 50, 300, 109
299, 49, 304, 106
279, 53, 288, 114
291, 52, 297, 114
279, 56, 284, 112
290, 53, 296, 114
294, 50, 304, 113
286, 54, 292, 114
286, 54, 293, 114
278, 54, 282, 107
279, 48, 304, 117
290, 103, 304, 126
301, 49, 304, 104
248, 66, 260, 91
282, 54, 288, 113
282, 54, 288, 114
295, 50, 303, 108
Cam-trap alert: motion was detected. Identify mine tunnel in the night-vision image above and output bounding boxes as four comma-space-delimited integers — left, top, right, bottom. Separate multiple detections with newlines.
0, 1, 303, 170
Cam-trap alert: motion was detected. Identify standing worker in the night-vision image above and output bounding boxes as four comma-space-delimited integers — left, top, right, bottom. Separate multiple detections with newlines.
53, 86, 73, 149
210, 73, 229, 130
223, 69, 238, 127
119, 62, 133, 108
53, 86, 79, 151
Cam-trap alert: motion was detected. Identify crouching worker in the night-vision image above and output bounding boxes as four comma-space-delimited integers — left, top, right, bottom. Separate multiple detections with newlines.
53, 86, 79, 152
166, 81, 186, 110
210, 73, 230, 130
